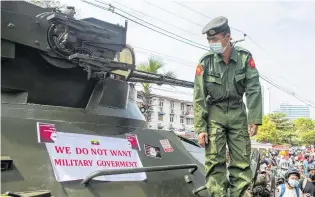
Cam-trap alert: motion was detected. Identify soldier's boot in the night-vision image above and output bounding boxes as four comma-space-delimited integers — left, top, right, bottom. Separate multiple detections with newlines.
205, 121, 229, 197
227, 126, 252, 197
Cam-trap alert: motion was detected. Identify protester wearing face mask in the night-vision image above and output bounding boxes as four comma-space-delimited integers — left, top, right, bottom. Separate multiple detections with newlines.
299, 164, 315, 196
275, 168, 303, 197
193, 16, 262, 197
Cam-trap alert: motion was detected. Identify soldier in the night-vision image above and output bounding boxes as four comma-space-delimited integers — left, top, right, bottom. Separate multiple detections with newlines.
193, 16, 262, 197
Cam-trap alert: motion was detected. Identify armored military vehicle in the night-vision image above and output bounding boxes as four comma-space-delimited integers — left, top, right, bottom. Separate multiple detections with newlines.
1, 1, 271, 197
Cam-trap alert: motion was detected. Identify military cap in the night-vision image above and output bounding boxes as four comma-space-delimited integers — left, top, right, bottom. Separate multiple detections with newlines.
202, 16, 229, 38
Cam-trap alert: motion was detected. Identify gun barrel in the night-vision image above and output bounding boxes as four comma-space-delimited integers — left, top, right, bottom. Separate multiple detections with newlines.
129, 70, 194, 88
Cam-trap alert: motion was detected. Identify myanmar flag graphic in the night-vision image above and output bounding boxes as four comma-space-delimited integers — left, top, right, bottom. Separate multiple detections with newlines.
91, 140, 100, 145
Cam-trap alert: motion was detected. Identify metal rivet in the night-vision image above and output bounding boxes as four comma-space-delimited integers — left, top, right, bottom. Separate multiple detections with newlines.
34, 40, 40, 45
7, 23, 15, 28
184, 175, 192, 183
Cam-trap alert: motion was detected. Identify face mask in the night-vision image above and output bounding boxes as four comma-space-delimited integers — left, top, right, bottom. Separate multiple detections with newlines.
288, 179, 299, 187
310, 174, 315, 180
209, 36, 228, 54
209, 42, 227, 54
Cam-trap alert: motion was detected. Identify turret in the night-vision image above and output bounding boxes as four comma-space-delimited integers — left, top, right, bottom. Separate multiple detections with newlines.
1, 1, 192, 112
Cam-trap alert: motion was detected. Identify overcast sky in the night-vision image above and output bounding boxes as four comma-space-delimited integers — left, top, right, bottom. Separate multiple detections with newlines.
60, 0, 315, 118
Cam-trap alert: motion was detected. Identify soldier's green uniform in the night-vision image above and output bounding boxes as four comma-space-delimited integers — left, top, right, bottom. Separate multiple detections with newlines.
194, 16, 262, 197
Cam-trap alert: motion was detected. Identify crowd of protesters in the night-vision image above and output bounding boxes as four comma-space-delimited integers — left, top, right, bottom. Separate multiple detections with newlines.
259, 147, 315, 197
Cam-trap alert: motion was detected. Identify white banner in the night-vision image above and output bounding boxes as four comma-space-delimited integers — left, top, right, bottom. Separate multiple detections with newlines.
45, 132, 147, 182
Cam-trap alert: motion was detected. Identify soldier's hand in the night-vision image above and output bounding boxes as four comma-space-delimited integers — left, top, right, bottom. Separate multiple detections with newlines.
248, 124, 258, 137
197, 132, 208, 147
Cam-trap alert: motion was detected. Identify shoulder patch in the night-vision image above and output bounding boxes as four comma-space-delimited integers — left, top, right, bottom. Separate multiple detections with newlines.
195, 64, 203, 76
199, 51, 214, 62
248, 58, 256, 68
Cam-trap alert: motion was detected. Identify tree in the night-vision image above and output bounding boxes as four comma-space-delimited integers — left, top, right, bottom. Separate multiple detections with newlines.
28, 0, 63, 8
267, 112, 299, 145
256, 114, 315, 146
293, 118, 315, 131
256, 112, 300, 145
300, 130, 315, 145
294, 118, 315, 146
28, 0, 80, 18
268, 112, 293, 130
137, 57, 176, 121
256, 116, 279, 144
277, 129, 298, 145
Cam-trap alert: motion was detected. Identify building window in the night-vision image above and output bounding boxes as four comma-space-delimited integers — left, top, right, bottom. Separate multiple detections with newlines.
159, 100, 164, 107
170, 101, 174, 109
158, 114, 163, 121
180, 117, 184, 124
170, 114, 174, 123
181, 103, 185, 111
187, 104, 192, 111
186, 118, 194, 125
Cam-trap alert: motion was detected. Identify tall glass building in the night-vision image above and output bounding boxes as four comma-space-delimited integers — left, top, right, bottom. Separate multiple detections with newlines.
278, 102, 310, 120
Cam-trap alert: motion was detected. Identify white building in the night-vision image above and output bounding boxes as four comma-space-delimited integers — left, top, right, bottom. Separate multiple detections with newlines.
137, 92, 194, 131
261, 84, 271, 115
243, 84, 270, 115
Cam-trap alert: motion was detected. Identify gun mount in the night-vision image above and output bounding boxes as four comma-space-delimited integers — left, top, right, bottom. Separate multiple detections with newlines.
1, 1, 193, 110
2, 1, 133, 75
2, 1, 193, 87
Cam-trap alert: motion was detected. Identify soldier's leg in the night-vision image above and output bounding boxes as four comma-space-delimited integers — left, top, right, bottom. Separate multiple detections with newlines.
227, 122, 252, 197
205, 120, 229, 197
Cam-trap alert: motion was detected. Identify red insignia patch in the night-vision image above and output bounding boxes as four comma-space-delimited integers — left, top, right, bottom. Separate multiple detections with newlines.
195, 65, 202, 76
248, 58, 256, 68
